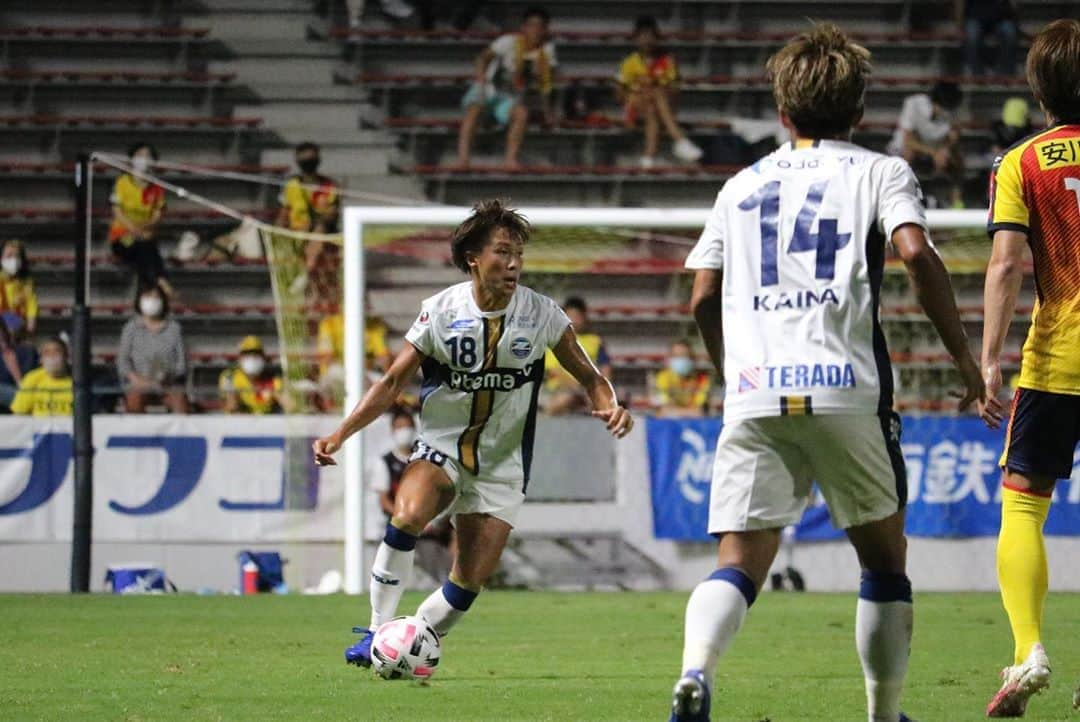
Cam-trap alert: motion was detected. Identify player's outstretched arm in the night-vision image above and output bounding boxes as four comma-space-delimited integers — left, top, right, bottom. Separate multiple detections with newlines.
690, 269, 724, 372
551, 326, 634, 438
312, 343, 425, 466
892, 223, 986, 413
980, 229, 1027, 428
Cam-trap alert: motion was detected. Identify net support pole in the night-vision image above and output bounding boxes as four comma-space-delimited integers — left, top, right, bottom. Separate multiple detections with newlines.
343, 212, 366, 595
70, 154, 93, 593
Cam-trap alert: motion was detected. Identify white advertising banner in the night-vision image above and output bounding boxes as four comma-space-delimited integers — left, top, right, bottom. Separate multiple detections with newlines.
0, 416, 391, 543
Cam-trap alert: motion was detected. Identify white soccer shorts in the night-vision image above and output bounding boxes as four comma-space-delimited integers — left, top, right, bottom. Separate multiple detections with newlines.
707, 413, 907, 533
409, 439, 526, 527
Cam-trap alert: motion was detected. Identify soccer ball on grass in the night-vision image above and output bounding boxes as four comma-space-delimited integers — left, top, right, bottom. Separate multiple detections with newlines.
370, 616, 441, 680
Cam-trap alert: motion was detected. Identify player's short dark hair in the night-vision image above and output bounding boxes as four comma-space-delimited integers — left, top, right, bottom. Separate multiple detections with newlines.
1026, 19, 1080, 123
295, 141, 320, 155
449, 199, 530, 275
133, 280, 170, 317
523, 6, 549, 24
930, 81, 962, 111
563, 296, 588, 313
766, 23, 871, 138
633, 15, 659, 36
127, 141, 159, 160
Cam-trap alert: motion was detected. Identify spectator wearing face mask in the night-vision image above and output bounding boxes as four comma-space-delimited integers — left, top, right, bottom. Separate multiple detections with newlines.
0, 240, 38, 337
117, 282, 189, 413
276, 142, 341, 300
0, 313, 37, 413
651, 339, 711, 417
887, 81, 966, 207
219, 335, 289, 414
108, 142, 172, 295
10, 336, 72, 416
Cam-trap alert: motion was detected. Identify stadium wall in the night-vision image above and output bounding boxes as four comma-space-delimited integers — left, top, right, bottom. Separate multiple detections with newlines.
1, 417, 1079, 593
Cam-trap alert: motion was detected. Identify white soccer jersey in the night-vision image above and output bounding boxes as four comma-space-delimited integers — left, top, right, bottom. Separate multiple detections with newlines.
685, 139, 928, 423
405, 282, 571, 485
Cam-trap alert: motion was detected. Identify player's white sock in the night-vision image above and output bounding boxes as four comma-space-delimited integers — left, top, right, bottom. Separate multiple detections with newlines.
369, 523, 418, 630
681, 567, 757, 681
417, 578, 479, 637
856, 570, 913, 722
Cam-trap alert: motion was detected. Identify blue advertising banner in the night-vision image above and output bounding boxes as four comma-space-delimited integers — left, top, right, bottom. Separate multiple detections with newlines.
647, 416, 1080, 541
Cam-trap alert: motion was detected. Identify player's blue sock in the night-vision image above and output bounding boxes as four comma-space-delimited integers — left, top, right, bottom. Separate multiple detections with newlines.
681, 567, 757, 682
417, 577, 479, 637
856, 570, 913, 722
369, 522, 418, 630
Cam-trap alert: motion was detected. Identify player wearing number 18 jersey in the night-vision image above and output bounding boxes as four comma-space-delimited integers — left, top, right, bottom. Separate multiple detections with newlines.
979, 19, 1080, 718
669, 24, 984, 722
312, 200, 632, 674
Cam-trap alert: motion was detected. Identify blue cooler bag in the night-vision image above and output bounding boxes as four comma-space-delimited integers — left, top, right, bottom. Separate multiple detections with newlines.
237, 551, 287, 593
105, 564, 170, 594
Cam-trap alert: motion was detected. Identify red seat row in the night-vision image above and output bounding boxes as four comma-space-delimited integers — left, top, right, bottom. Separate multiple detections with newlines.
0, 207, 273, 221
0, 25, 210, 40
0, 114, 262, 129
0, 161, 287, 176
0, 69, 235, 84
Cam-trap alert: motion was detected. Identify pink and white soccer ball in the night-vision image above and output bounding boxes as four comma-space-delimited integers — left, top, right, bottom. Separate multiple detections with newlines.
370, 616, 442, 680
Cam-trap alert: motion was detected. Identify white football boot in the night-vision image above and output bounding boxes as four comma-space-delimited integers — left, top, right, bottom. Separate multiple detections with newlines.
985, 643, 1051, 718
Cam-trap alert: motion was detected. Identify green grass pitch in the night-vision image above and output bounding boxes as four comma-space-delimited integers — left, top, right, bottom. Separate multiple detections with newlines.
2, 592, 1078, 721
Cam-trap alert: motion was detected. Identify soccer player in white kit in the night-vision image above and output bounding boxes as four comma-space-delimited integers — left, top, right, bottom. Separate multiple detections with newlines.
668, 25, 986, 722
313, 200, 633, 668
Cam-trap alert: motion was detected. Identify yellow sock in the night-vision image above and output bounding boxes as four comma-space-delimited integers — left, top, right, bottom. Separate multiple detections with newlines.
997, 485, 1051, 665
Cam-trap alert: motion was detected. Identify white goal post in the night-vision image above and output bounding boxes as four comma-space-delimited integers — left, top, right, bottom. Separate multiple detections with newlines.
341, 205, 988, 594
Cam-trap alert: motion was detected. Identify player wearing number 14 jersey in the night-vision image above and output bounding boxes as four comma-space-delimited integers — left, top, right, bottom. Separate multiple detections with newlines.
668, 25, 985, 722
313, 200, 632, 673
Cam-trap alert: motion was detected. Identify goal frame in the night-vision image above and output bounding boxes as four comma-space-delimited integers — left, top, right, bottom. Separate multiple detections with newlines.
341, 205, 987, 594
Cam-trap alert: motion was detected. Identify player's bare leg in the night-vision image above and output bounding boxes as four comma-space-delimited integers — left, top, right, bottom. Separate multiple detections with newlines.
346, 461, 454, 667
504, 104, 528, 168
987, 470, 1054, 718
846, 511, 914, 722
417, 512, 512, 637
456, 104, 483, 167
673, 529, 780, 721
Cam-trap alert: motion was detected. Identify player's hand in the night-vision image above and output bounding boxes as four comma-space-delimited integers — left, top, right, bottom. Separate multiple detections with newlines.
979, 361, 1007, 429
948, 356, 986, 414
592, 405, 634, 438
312, 432, 343, 466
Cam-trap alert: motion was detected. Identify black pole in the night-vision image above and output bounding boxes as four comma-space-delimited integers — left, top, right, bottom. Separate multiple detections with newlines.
70, 154, 93, 593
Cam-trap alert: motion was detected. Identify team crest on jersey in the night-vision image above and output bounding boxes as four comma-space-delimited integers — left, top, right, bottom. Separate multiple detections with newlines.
510, 337, 532, 359
449, 318, 476, 330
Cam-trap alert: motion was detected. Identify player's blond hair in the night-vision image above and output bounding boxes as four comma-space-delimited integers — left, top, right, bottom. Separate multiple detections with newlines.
766, 23, 872, 138
1026, 19, 1080, 124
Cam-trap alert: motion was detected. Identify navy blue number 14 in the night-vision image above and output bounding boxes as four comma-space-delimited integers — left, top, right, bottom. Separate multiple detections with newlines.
738, 180, 851, 286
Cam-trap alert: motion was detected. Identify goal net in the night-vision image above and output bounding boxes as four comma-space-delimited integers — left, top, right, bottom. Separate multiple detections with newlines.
340, 205, 995, 591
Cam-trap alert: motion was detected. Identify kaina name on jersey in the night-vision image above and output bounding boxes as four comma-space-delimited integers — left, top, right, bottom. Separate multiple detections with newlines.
447, 365, 537, 392
753, 287, 840, 313
740, 363, 857, 392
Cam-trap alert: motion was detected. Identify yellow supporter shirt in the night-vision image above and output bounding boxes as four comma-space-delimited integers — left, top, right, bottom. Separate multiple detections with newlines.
219, 367, 282, 414
10, 368, 73, 416
0, 274, 38, 328
544, 332, 609, 390
108, 174, 166, 246
988, 123, 1080, 394
654, 368, 711, 411
280, 175, 340, 232
616, 50, 678, 89
316, 314, 390, 372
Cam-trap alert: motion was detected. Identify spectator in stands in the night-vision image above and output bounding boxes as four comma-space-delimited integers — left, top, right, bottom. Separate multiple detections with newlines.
616, 16, 703, 168
345, 0, 414, 27
543, 297, 612, 415
316, 299, 393, 406
371, 405, 453, 580
276, 142, 341, 300
220, 335, 289, 414
992, 97, 1035, 154
109, 142, 172, 296
651, 339, 711, 417
0, 314, 37, 413
0, 240, 38, 337
117, 282, 189, 413
960, 0, 1019, 76
887, 81, 965, 207
457, 6, 557, 168
10, 336, 72, 417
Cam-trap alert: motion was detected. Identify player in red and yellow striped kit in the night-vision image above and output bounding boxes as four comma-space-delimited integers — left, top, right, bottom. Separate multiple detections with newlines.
979, 19, 1080, 718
